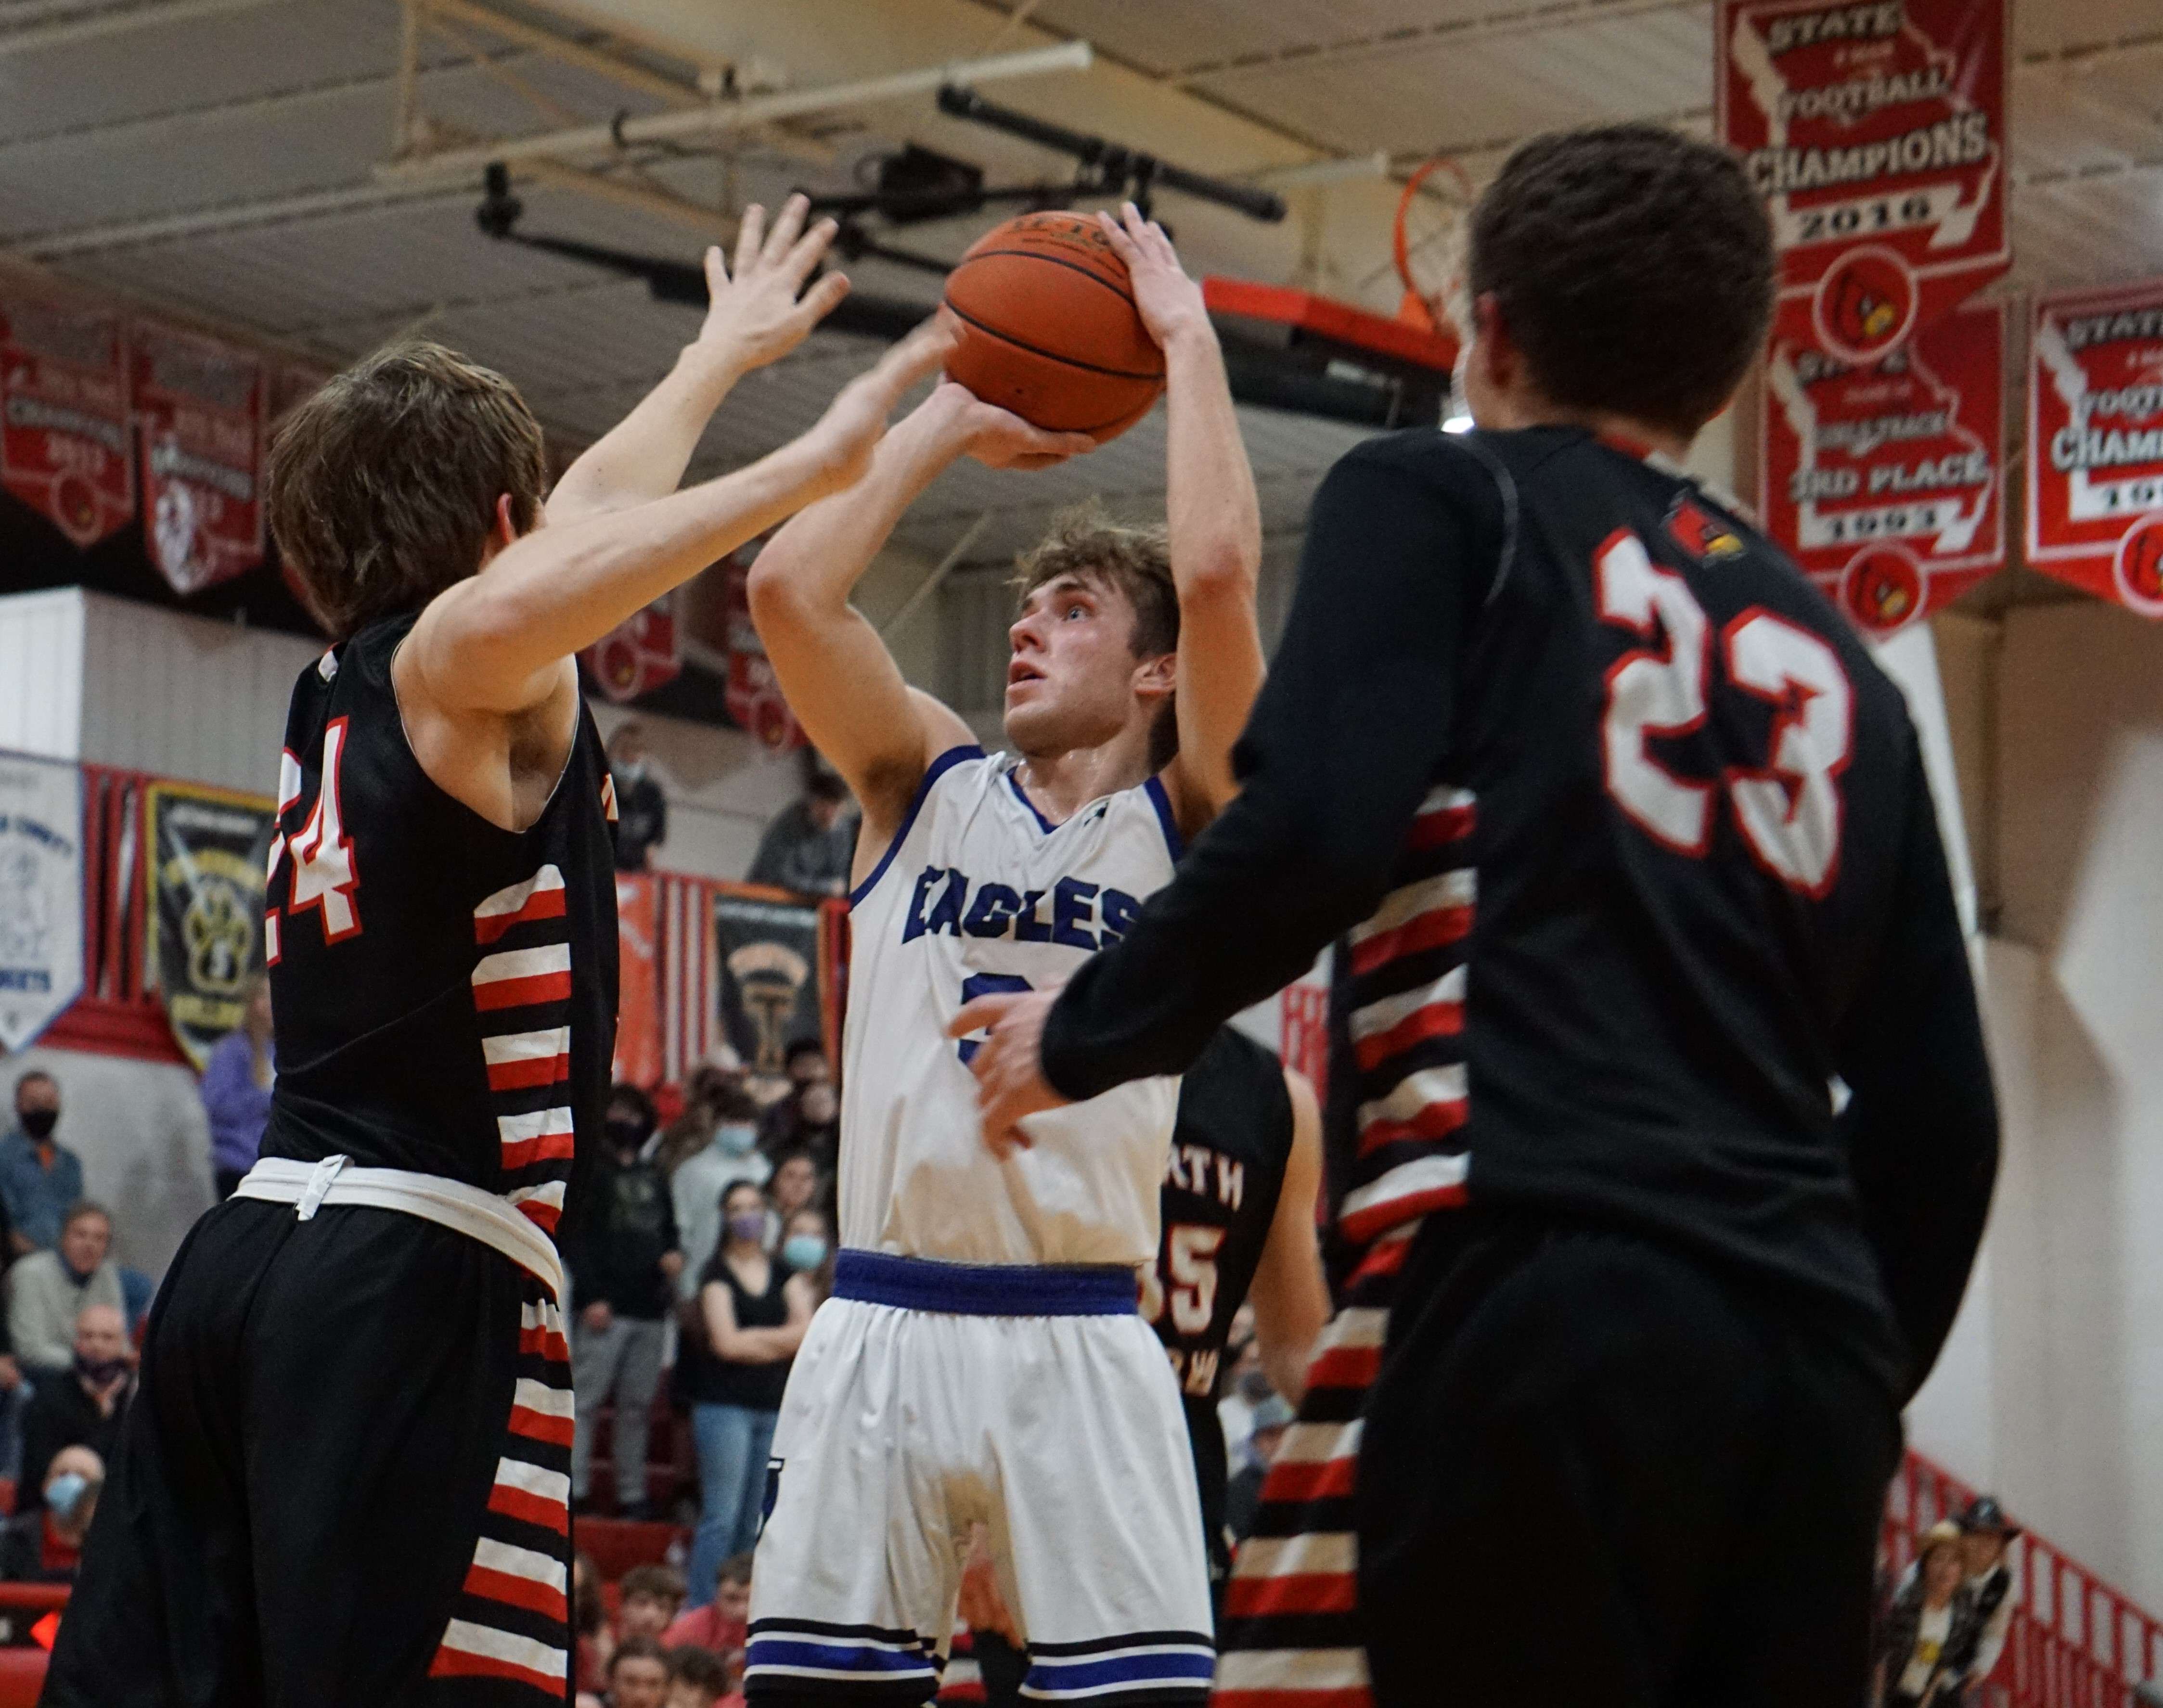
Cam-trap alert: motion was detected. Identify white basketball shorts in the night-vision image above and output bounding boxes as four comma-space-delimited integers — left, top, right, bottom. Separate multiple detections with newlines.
745, 1250, 1215, 1707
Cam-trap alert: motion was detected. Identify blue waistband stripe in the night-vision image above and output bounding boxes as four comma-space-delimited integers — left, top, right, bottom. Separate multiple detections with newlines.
833, 1249, 1138, 1317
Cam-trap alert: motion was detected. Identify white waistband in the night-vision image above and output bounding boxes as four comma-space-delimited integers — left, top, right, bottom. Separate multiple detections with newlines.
233, 1155, 566, 1310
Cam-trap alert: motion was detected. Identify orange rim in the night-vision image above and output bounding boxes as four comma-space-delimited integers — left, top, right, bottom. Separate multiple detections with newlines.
1393, 155, 1475, 308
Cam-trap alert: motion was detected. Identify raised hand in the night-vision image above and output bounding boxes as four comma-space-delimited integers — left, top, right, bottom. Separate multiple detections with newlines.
922, 378, 1097, 471
696, 193, 853, 374
796, 319, 961, 499
1095, 202, 1211, 351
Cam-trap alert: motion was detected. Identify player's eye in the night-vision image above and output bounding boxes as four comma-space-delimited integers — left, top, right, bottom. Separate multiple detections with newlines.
1064, 603, 1087, 620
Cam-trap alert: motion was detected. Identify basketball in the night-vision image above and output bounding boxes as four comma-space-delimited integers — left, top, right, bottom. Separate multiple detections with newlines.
941, 211, 1166, 444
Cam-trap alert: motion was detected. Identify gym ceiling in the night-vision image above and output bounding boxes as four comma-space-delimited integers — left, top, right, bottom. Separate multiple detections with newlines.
0, 0, 2155, 591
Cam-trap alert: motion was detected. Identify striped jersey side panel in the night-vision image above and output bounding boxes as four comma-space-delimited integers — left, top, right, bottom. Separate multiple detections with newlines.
472, 864, 576, 1235
427, 1288, 576, 1696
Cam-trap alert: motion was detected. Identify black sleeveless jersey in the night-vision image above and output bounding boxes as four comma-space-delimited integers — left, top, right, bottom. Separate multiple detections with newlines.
1046, 424, 1997, 1400
260, 611, 620, 1244
1144, 1026, 1294, 1571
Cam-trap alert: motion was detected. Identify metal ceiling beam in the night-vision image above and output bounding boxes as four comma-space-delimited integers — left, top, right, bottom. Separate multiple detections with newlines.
412, 0, 835, 167
376, 39, 1094, 183
8, 177, 467, 258
0, 0, 287, 57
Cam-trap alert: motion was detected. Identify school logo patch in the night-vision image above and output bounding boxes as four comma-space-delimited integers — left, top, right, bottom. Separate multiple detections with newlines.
1667, 497, 1746, 564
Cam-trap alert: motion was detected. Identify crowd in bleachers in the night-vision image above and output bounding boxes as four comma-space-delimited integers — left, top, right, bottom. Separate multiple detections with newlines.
0, 1070, 156, 1591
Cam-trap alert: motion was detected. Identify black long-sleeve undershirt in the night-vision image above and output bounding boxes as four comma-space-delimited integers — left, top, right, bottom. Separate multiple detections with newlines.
1041, 433, 1507, 1099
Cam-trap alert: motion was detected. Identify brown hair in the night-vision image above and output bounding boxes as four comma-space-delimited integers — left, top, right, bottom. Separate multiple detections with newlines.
618, 1562, 686, 1607
1011, 501, 1179, 766
266, 341, 548, 641
1468, 124, 1774, 437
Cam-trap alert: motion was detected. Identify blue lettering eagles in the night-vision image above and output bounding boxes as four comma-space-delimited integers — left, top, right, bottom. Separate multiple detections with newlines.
900, 865, 1142, 950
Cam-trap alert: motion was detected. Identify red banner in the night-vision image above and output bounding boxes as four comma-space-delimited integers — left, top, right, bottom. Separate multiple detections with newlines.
614, 872, 663, 1088
1717, 0, 2008, 362
0, 297, 132, 547
2027, 279, 2163, 615
1760, 298, 2002, 635
133, 324, 264, 596
581, 595, 682, 704
722, 546, 806, 753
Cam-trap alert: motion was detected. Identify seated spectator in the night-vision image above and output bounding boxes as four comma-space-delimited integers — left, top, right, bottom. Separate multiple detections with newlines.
763, 1150, 823, 1246
778, 1207, 833, 1305
574, 1551, 614, 1698
747, 760, 855, 898
618, 1563, 688, 1643
672, 1084, 770, 1296
21, 1301, 134, 1509
0, 1443, 100, 1581
666, 1644, 734, 1708
757, 1041, 832, 1160
566, 1088, 683, 1519
610, 722, 670, 872
1225, 1393, 1294, 1544
1879, 1522, 1975, 1707
606, 1634, 671, 1708
10, 1202, 125, 1372
683, 1185, 814, 1603
1947, 1497, 2019, 1703
202, 976, 275, 1199
0, 1071, 84, 1255
664, 1552, 753, 1654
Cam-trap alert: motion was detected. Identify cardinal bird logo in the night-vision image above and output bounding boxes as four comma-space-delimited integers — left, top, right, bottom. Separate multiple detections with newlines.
1843, 547, 1923, 633
1814, 248, 1917, 364
1667, 497, 1745, 564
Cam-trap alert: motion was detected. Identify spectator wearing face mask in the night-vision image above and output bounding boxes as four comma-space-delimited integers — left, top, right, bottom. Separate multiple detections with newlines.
0, 1443, 102, 1581
672, 1085, 770, 1297
609, 722, 670, 873
10, 1202, 125, 1374
778, 1207, 833, 1307
564, 1087, 683, 1518
0, 1071, 84, 1255
654, 1062, 747, 1178
680, 1182, 815, 1606
20, 1302, 134, 1510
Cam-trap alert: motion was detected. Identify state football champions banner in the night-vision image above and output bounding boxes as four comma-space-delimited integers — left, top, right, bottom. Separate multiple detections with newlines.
0, 297, 132, 547
0, 754, 83, 1053
1761, 298, 2003, 635
144, 782, 276, 1072
711, 888, 826, 1089
1718, 0, 2008, 363
2027, 279, 2163, 616
133, 324, 265, 596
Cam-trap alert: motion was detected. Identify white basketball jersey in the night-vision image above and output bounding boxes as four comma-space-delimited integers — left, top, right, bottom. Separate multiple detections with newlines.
840, 746, 1184, 1266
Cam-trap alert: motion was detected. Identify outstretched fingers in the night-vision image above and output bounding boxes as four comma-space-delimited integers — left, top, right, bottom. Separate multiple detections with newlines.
733, 203, 765, 279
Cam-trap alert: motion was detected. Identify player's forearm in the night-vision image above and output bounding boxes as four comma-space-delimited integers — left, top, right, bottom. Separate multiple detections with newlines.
547, 346, 744, 523
1163, 323, 1261, 599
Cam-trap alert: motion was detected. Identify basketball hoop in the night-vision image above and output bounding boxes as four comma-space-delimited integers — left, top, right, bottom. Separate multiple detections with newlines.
1391, 155, 1475, 336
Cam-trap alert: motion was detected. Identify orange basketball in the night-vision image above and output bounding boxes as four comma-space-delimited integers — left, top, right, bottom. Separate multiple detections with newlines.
941, 212, 1165, 445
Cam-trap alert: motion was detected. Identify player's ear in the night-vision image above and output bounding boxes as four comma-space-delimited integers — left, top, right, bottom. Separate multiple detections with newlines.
1132, 650, 1176, 702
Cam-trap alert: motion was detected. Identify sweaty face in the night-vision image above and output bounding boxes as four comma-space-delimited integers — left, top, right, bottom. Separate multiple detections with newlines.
1004, 575, 1163, 760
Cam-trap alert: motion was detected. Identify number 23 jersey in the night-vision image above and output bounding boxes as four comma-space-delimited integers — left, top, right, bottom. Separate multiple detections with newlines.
260, 612, 620, 1240
841, 747, 1184, 1266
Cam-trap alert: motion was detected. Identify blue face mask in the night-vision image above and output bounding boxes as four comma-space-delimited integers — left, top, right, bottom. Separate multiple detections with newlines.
44, 1472, 87, 1520
714, 1123, 758, 1157
782, 1234, 829, 1273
